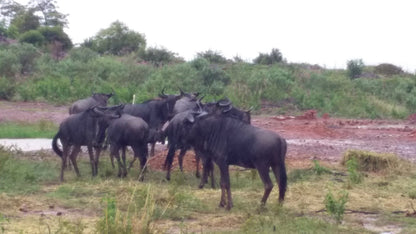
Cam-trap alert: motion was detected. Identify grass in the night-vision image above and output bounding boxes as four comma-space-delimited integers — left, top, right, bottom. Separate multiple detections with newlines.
0, 120, 57, 138
1, 148, 416, 233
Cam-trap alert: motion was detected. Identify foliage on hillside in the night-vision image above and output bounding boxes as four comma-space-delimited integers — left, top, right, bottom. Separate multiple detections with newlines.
0, 42, 415, 119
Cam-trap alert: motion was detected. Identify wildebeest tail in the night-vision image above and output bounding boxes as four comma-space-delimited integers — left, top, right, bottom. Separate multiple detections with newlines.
52, 132, 63, 157
277, 138, 287, 202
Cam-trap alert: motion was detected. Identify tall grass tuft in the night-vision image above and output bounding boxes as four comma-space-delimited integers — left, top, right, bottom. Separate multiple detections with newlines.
341, 150, 400, 172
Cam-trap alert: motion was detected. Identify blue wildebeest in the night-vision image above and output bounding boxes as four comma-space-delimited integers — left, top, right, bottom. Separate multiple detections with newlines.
122, 90, 181, 156
172, 88, 199, 115
69, 92, 113, 114
52, 106, 121, 182
183, 111, 287, 210
163, 98, 251, 189
106, 114, 151, 180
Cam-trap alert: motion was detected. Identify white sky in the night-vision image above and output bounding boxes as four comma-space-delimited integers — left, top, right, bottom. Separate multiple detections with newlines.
14, 0, 416, 72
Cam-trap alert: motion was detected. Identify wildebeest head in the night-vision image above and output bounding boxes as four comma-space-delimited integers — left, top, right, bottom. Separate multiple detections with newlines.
158, 89, 182, 120
92, 92, 114, 106
203, 98, 251, 124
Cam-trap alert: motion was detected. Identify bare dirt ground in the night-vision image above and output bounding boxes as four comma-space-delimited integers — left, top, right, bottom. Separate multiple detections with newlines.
1, 101, 416, 171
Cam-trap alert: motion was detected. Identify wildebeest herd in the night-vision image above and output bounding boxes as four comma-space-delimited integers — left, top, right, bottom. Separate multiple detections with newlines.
52, 89, 287, 210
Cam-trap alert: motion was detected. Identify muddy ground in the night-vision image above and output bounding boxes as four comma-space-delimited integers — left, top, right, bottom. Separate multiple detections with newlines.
1, 101, 415, 171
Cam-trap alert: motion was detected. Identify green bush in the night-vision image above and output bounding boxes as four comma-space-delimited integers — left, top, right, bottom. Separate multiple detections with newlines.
324, 190, 348, 224
347, 59, 364, 79
0, 77, 15, 100
18, 30, 45, 47
0, 49, 21, 77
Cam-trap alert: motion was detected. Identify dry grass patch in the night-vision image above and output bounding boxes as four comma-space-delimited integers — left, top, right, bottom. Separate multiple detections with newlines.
341, 150, 402, 172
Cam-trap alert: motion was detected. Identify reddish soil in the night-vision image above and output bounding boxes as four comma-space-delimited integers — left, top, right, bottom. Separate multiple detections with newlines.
1, 101, 415, 171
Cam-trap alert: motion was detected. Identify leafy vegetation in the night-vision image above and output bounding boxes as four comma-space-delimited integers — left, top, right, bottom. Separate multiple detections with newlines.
324, 190, 349, 224
1, 2, 415, 119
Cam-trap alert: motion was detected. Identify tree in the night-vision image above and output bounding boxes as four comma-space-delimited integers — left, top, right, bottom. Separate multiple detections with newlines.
28, 0, 68, 27
82, 21, 146, 56
0, 0, 25, 26
140, 47, 181, 66
347, 59, 364, 79
196, 50, 228, 64
9, 8, 40, 34
253, 48, 283, 65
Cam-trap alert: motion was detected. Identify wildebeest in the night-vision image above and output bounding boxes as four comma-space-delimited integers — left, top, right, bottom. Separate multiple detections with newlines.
52, 106, 121, 182
122, 90, 181, 156
69, 92, 113, 114
183, 111, 287, 210
106, 114, 150, 180
172, 89, 199, 115
163, 98, 251, 189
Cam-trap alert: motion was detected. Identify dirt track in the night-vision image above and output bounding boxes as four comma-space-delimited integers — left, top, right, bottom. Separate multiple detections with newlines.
1, 101, 415, 170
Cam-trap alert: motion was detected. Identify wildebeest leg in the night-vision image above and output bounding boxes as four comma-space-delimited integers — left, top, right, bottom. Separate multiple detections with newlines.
111, 145, 124, 177
136, 144, 148, 181
109, 151, 115, 168
194, 151, 200, 178
217, 163, 232, 210
256, 163, 274, 206
60, 144, 70, 182
94, 146, 101, 176
121, 146, 127, 177
271, 163, 287, 204
164, 145, 176, 181
69, 145, 81, 178
178, 148, 187, 172
198, 156, 215, 189
149, 142, 155, 157
87, 145, 97, 177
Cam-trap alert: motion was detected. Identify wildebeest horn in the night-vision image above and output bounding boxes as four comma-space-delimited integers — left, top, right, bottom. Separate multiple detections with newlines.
159, 88, 168, 98
218, 98, 231, 107
245, 106, 254, 113
179, 88, 185, 96
222, 105, 233, 113
197, 95, 205, 103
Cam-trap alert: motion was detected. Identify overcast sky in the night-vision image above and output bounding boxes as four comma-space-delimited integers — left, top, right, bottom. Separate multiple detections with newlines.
14, 0, 416, 72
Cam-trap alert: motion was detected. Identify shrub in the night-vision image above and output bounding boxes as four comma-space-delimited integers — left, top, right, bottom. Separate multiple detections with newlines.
0, 49, 21, 77
346, 158, 362, 184
341, 150, 399, 172
0, 77, 15, 100
253, 48, 283, 65
374, 63, 403, 76
324, 190, 348, 224
18, 29, 45, 47
346, 59, 364, 79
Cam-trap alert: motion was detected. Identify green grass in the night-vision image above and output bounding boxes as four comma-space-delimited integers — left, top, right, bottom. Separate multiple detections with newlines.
1, 148, 416, 233
0, 120, 57, 138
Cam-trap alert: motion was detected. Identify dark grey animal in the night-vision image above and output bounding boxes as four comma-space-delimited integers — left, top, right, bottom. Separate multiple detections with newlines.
183, 112, 287, 210
163, 98, 251, 189
69, 92, 113, 114
52, 106, 120, 182
107, 114, 150, 180
122, 91, 181, 156
172, 89, 199, 115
